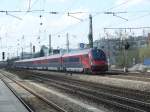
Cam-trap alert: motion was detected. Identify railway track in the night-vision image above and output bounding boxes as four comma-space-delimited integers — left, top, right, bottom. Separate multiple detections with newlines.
30, 70, 150, 102
0, 71, 68, 112
0, 78, 34, 112
107, 73, 150, 82
32, 75, 150, 112
10, 70, 150, 112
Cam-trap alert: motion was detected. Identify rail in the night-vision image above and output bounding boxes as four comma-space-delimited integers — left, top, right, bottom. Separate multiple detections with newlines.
0, 72, 68, 112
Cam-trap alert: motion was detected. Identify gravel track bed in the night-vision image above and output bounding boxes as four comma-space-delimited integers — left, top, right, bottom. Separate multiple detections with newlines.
106, 73, 150, 82
23, 82, 106, 112
6, 69, 150, 112
31, 70, 150, 92
0, 71, 67, 112
32, 73, 150, 103
8, 70, 150, 100
1, 69, 108, 112
0, 75, 58, 112
33, 76, 122, 112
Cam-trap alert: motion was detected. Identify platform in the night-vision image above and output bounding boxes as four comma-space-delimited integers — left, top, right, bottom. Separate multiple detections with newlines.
0, 79, 29, 112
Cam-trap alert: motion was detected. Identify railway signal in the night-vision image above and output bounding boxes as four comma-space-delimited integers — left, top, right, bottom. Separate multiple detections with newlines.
125, 42, 130, 50
2, 52, 5, 60
33, 45, 35, 53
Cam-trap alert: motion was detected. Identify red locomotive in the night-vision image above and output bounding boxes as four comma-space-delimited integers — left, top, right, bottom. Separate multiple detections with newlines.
14, 48, 108, 73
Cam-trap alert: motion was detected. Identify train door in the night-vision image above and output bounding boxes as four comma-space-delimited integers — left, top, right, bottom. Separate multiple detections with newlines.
82, 54, 90, 73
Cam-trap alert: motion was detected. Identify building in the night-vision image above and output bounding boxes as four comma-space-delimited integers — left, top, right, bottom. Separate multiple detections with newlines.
93, 35, 149, 66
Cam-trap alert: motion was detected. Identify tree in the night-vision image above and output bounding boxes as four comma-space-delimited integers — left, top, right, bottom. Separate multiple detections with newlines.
116, 48, 139, 67
139, 45, 150, 62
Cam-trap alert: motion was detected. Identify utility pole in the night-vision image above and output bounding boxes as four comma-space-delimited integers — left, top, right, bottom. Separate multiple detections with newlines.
21, 35, 24, 59
32, 45, 35, 58
66, 33, 69, 53
17, 39, 19, 58
30, 42, 32, 58
21, 47, 23, 59
88, 14, 93, 48
28, 0, 31, 11
49, 34, 52, 55
106, 32, 110, 70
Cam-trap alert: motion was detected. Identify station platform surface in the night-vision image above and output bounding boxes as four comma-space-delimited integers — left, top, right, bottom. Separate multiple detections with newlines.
0, 79, 29, 112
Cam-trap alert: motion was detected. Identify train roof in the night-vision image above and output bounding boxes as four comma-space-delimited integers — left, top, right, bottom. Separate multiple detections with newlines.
16, 54, 62, 63
62, 48, 105, 57
15, 48, 103, 62
62, 48, 90, 57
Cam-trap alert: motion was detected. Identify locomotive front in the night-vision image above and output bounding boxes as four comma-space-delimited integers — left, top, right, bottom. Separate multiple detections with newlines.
89, 48, 108, 72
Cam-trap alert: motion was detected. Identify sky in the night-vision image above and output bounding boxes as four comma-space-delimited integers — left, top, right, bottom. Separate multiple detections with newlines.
0, 0, 150, 60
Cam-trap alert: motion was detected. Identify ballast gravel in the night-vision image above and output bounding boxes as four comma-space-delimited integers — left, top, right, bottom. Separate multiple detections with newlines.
35, 70, 150, 92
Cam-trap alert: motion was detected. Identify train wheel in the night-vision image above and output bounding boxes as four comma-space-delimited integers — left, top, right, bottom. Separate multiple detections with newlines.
84, 68, 91, 74
83, 68, 87, 74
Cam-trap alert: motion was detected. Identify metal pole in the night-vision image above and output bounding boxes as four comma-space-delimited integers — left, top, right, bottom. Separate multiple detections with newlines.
17, 49, 18, 58
21, 47, 23, 59
49, 34, 51, 55
66, 33, 69, 53
106, 33, 110, 70
17, 39, 19, 58
88, 14, 93, 48
30, 43, 32, 58
21, 35, 24, 59
124, 33, 128, 72
124, 46, 128, 72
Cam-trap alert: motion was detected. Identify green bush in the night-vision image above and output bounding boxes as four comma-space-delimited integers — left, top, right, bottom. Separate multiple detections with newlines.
116, 49, 139, 67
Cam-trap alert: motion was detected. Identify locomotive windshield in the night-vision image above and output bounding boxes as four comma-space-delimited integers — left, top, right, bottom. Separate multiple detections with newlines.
92, 49, 106, 60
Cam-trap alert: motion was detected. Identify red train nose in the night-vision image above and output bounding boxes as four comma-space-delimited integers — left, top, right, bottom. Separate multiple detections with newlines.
92, 60, 106, 65
91, 60, 108, 72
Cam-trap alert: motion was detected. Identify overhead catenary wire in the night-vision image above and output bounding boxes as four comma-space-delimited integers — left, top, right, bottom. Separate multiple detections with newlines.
130, 12, 150, 21
49, 0, 134, 36
49, 0, 149, 36
1, 10, 150, 16
104, 27, 150, 30
103, 12, 150, 31
27, 0, 31, 11
0, 0, 147, 22
1, 0, 150, 51
5, 11, 22, 20
93, 0, 131, 17
29, 0, 40, 10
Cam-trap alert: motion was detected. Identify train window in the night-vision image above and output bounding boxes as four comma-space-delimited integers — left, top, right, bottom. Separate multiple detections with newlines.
49, 59, 59, 63
70, 57, 79, 62
63, 57, 79, 63
92, 49, 106, 60
63, 58, 69, 63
